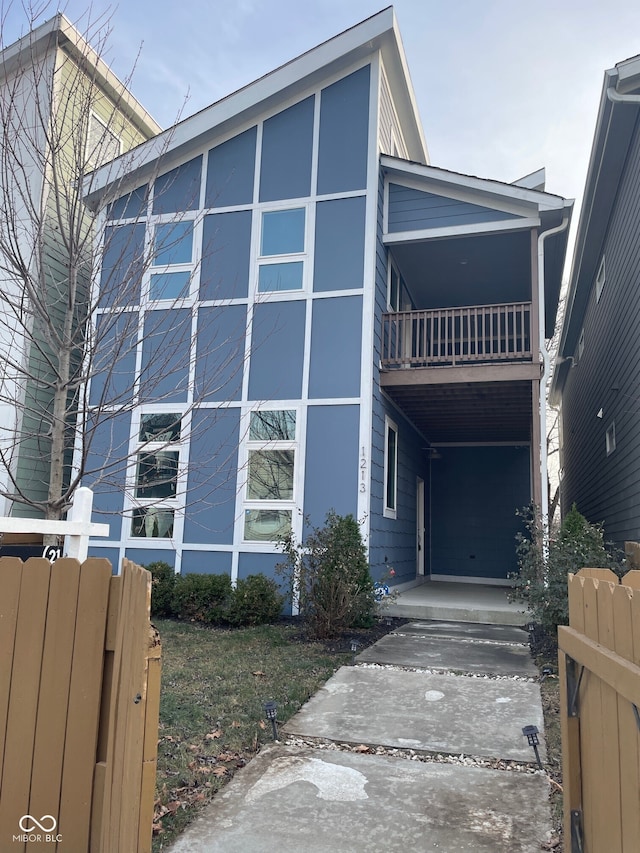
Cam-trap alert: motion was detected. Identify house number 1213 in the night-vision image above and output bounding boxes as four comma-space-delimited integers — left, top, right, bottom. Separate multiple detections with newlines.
360, 446, 367, 493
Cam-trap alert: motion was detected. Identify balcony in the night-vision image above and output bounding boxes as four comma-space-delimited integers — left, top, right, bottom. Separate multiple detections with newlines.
382, 302, 532, 369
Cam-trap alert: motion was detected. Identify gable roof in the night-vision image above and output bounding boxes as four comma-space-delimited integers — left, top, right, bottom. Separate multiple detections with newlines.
552, 54, 640, 400
0, 13, 161, 139
83, 7, 427, 210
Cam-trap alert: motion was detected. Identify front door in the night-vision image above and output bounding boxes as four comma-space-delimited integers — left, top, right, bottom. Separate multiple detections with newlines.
416, 476, 425, 576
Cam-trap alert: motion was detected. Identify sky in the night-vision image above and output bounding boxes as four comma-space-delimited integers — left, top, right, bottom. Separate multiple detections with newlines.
3, 0, 640, 265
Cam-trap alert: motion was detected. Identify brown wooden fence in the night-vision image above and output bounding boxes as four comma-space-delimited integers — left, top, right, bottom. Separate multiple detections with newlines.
558, 568, 640, 853
0, 557, 161, 852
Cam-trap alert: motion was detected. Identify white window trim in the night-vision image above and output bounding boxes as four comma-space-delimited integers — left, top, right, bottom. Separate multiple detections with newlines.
387, 257, 400, 312
146, 215, 200, 304
242, 407, 299, 542
126, 410, 185, 541
383, 416, 398, 519
596, 255, 606, 303
606, 421, 616, 456
86, 111, 122, 170
254, 203, 310, 297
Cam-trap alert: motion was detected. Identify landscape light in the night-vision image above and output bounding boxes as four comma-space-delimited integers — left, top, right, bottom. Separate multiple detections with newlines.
263, 700, 278, 741
350, 639, 360, 665
522, 724, 542, 768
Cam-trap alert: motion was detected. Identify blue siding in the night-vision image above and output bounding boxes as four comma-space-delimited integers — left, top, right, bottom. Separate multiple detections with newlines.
100, 223, 145, 307
304, 405, 359, 529
431, 447, 530, 580
126, 549, 176, 569
181, 551, 232, 575
259, 97, 314, 202
309, 296, 362, 398
195, 305, 246, 401
248, 301, 305, 400
152, 157, 202, 214
313, 196, 366, 292
205, 127, 257, 208
183, 408, 240, 544
84, 412, 131, 533
369, 400, 429, 585
200, 211, 252, 300
88, 547, 121, 572
369, 170, 429, 584
140, 309, 191, 403
89, 314, 138, 406
238, 552, 282, 582
317, 66, 370, 195
560, 119, 640, 546
387, 184, 520, 233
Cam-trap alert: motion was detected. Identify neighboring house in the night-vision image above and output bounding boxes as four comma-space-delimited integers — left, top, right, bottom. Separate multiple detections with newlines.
0, 14, 161, 518
551, 54, 640, 547
83, 8, 572, 592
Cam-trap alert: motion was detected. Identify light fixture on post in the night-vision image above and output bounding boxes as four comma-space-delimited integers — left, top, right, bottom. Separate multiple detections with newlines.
263, 700, 278, 741
522, 724, 542, 768
350, 638, 360, 665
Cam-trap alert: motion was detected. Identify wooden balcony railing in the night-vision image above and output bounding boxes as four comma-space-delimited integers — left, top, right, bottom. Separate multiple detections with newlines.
382, 303, 532, 368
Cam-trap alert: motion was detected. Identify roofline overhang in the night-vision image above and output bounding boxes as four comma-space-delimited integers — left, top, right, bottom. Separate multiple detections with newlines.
0, 13, 161, 139
83, 7, 428, 211
381, 155, 571, 216
552, 55, 640, 401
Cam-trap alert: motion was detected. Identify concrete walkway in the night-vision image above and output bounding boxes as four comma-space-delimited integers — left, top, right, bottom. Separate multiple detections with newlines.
168, 620, 551, 852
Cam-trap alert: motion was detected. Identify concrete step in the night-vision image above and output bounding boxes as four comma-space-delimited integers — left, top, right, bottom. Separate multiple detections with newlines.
383, 581, 530, 626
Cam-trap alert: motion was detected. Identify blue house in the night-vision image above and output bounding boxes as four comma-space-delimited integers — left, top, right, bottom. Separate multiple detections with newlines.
551, 54, 640, 546
83, 9, 572, 597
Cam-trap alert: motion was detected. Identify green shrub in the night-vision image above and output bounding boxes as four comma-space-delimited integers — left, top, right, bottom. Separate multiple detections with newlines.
227, 574, 284, 626
171, 573, 233, 623
276, 511, 376, 639
146, 561, 176, 618
510, 503, 624, 633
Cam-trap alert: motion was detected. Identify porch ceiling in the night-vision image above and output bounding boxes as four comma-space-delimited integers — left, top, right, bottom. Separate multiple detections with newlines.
390, 231, 531, 310
383, 380, 533, 443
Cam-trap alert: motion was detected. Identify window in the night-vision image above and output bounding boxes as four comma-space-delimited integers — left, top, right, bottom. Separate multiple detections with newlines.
388, 262, 400, 311
596, 256, 606, 302
131, 413, 182, 538
150, 221, 194, 300
606, 421, 616, 456
86, 112, 121, 169
387, 258, 411, 311
244, 410, 296, 541
258, 208, 305, 292
384, 417, 398, 517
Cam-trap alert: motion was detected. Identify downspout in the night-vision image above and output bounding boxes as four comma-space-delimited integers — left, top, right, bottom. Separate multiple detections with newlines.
537, 211, 571, 534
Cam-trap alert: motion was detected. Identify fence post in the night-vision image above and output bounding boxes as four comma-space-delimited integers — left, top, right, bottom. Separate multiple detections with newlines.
64, 487, 96, 562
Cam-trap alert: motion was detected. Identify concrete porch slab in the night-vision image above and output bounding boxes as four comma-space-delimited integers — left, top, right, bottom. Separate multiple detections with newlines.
356, 632, 537, 677
167, 745, 551, 853
284, 667, 546, 763
383, 581, 529, 626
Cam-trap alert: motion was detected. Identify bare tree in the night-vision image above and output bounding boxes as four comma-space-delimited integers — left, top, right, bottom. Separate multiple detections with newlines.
0, 4, 245, 537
